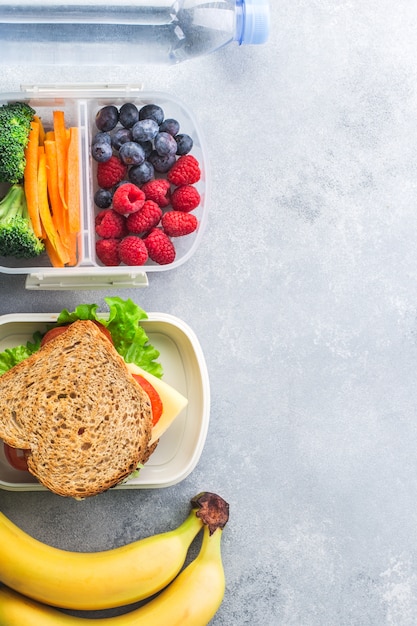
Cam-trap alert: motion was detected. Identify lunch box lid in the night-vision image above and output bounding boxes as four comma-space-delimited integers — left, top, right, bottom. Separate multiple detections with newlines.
0, 84, 209, 290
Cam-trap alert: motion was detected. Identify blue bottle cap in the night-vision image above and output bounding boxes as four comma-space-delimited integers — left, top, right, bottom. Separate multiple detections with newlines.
241, 0, 270, 45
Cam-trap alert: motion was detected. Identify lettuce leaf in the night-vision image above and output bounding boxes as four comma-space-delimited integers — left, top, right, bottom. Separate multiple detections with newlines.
0, 297, 163, 378
0, 332, 42, 376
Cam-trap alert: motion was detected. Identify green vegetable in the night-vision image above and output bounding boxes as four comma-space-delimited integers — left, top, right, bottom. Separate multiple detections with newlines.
0, 297, 163, 378
0, 332, 42, 376
0, 101, 35, 184
0, 184, 45, 258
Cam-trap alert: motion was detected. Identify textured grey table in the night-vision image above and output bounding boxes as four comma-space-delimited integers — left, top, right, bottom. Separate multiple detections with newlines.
2, 2, 417, 624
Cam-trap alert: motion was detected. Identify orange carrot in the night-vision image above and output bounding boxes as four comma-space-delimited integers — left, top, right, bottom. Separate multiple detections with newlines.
37, 146, 69, 266
23, 120, 42, 237
45, 131, 55, 141
44, 139, 69, 249
53, 110, 69, 210
66, 232, 78, 267
44, 238, 65, 268
66, 126, 81, 234
33, 115, 45, 146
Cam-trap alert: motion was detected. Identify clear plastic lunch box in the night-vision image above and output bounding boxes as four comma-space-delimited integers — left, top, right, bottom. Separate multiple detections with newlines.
0, 84, 209, 290
0, 311, 210, 491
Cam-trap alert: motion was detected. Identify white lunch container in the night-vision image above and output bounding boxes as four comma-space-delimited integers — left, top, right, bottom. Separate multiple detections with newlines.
0, 311, 210, 491
0, 84, 209, 290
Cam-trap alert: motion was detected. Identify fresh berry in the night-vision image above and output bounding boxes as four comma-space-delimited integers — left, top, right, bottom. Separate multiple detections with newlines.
94, 188, 113, 209
143, 228, 176, 265
161, 211, 198, 237
167, 155, 201, 185
118, 236, 148, 266
126, 200, 162, 234
97, 156, 128, 189
139, 104, 164, 125
111, 128, 132, 151
92, 131, 112, 145
119, 102, 139, 129
175, 133, 193, 155
154, 132, 177, 156
170, 185, 200, 212
95, 209, 127, 239
131, 118, 159, 143
141, 179, 171, 207
119, 141, 146, 166
159, 118, 180, 136
129, 161, 155, 186
148, 151, 176, 174
95, 105, 119, 132
96, 238, 121, 266
91, 140, 112, 163
112, 183, 145, 215
139, 140, 153, 158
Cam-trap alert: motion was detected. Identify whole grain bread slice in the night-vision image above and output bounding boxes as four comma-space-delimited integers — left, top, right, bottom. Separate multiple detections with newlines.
0, 320, 153, 498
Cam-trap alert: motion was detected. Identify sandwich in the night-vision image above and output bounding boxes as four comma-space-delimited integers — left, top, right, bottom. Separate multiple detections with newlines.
0, 298, 187, 498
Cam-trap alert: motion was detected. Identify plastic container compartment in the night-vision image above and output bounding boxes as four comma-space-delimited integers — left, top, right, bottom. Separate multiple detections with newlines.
0, 312, 210, 491
0, 85, 209, 290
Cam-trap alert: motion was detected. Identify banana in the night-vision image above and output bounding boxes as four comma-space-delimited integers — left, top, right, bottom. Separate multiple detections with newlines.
0, 524, 226, 626
0, 505, 203, 610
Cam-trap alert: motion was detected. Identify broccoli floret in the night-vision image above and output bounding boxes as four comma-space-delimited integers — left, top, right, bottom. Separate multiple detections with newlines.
0, 184, 44, 258
0, 102, 35, 184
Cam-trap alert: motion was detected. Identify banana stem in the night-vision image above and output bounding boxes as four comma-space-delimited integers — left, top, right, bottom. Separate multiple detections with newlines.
190, 492, 229, 535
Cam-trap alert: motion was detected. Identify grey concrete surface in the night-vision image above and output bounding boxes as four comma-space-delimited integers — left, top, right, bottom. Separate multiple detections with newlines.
1, 2, 417, 623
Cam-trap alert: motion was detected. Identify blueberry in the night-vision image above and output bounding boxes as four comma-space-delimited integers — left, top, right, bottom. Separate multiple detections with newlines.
148, 150, 176, 174
119, 102, 139, 129
91, 140, 113, 162
118, 141, 146, 166
131, 118, 159, 143
159, 118, 180, 136
95, 105, 119, 132
175, 133, 193, 155
92, 131, 111, 145
94, 188, 113, 209
155, 132, 177, 157
138, 104, 164, 125
139, 141, 153, 158
111, 128, 132, 151
113, 179, 130, 191
129, 161, 155, 186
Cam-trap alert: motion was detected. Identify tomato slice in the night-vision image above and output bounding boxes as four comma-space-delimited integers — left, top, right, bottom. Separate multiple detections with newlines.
41, 321, 113, 347
132, 374, 163, 426
3, 443, 29, 472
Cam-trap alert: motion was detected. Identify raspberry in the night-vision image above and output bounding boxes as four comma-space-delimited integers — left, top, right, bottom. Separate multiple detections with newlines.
95, 209, 127, 239
141, 178, 171, 208
96, 155, 127, 189
170, 185, 200, 212
96, 238, 121, 266
167, 155, 201, 186
113, 183, 146, 215
126, 200, 162, 235
118, 236, 149, 266
161, 211, 198, 237
143, 228, 176, 265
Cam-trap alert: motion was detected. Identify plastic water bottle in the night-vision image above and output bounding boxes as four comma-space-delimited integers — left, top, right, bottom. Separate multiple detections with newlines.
0, 0, 270, 65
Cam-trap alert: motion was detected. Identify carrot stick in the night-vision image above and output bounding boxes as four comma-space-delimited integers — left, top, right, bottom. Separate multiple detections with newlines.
44, 238, 65, 268
23, 120, 42, 237
53, 110, 69, 210
44, 139, 68, 242
33, 115, 45, 146
45, 131, 55, 141
37, 146, 69, 266
66, 127, 81, 234
66, 232, 78, 267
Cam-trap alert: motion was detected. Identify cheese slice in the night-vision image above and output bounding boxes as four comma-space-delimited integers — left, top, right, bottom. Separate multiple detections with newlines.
126, 362, 188, 445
